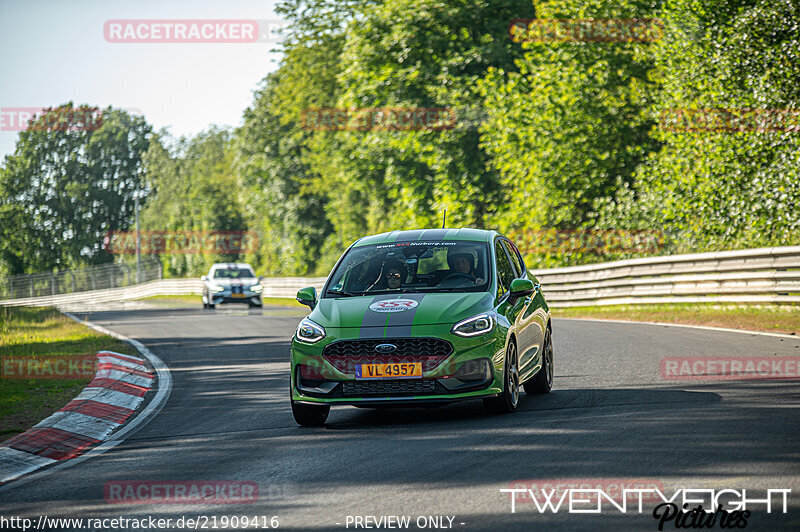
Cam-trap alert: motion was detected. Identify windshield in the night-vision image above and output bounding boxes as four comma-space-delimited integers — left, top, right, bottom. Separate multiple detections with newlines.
212, 267, 255, 279
324, 241, 491, 297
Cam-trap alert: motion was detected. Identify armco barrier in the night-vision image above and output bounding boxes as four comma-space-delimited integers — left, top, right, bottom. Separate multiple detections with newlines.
1, 247, 797, 309
530, 246, 800, 307
0, 278, 326, 308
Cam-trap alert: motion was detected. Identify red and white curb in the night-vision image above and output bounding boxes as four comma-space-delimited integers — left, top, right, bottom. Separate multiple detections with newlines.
0, 351, 154, 483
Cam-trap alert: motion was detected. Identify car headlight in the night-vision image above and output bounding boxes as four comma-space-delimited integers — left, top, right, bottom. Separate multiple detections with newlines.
296, 318, 326, 344
452, 313, 495, 337
249, 284, 263, 293
209, 284, 225, 293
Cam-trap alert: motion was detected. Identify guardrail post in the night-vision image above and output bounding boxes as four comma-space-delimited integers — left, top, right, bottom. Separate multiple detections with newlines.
51, 274, 55, 295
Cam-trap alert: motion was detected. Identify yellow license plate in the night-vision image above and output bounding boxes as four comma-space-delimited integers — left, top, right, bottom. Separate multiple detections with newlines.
231, 293, 246, 298
356, 362, 422, 379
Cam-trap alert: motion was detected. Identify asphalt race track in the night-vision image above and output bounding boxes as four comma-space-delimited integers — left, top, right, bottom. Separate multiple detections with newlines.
2, 305, 799, 531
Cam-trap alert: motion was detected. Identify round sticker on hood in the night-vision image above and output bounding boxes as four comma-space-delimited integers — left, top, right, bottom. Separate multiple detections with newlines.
368, 298, 419, 313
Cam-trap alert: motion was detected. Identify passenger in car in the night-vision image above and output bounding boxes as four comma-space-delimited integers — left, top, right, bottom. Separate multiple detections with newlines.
367, 260, 406, 291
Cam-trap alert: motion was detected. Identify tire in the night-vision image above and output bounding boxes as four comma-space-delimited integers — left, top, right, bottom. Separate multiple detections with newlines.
291, 397, 330, 427
484, 339, 520, 414
524, 325, 553, 395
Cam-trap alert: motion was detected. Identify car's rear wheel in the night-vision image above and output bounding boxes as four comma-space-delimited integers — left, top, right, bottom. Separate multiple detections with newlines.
484, 340, 519, 414
524, 325, 553, 394
291, 387, 330, 427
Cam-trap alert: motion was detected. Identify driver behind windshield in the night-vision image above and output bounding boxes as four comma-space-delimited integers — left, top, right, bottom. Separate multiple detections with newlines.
447, 251, 485, 285
367, 260, 406, 291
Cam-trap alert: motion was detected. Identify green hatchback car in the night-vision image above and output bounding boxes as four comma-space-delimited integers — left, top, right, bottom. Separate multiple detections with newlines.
290, 228, 553, 426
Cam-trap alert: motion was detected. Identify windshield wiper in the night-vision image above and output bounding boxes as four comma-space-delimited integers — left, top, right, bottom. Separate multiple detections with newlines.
327, 289, 360, 297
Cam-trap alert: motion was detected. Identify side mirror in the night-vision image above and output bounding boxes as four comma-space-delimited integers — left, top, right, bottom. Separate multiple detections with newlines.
508, 278, 535, 303
201, 275, 207, 281
296, 287, 317, 309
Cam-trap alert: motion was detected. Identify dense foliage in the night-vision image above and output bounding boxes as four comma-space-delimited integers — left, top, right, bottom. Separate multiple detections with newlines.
597, 0, 800, 253
1, 0, 796, 278
0, 105, 150, 275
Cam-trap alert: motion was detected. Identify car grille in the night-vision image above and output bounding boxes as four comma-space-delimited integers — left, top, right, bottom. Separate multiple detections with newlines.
341, 379, 437, 396
323, 338, 453, 374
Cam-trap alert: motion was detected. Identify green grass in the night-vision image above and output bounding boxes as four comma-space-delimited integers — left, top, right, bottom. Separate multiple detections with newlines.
0, 306, 137, 441
140, 294, 203, 305
140, 294, 304, 307
552, 303, 800, 335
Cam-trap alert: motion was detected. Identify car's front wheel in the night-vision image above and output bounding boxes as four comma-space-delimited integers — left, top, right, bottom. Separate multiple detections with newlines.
291, 391, 330, 426
484, 340, 520, 414
524, 325, 553, 394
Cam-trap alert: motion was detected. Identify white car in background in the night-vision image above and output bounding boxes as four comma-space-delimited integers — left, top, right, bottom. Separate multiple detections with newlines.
201, 263, 263, 309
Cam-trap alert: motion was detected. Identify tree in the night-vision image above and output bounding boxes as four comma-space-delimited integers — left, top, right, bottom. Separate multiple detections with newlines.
601, 0, 800, 251
478, 0, 662, 266
309, 0, 536, 246
139, 127, 248, 277
0, 104, 151, 274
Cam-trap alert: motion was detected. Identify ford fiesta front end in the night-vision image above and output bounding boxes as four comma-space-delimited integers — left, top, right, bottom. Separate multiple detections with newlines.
289, 228, 553, 426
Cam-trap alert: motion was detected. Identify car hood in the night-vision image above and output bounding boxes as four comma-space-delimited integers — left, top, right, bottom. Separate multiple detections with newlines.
207, 277, 258, 287
309, 292, 495, 329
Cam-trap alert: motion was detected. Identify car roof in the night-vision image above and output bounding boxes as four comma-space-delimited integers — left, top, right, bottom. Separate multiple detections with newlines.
352, 228, 498, 248
210, 263, 253, 270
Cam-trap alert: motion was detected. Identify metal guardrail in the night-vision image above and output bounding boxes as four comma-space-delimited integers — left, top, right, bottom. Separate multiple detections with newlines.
0, 277, 327, 308
0, 260, 162, 300
530, 246, 800, 307
0, 247, 798, 309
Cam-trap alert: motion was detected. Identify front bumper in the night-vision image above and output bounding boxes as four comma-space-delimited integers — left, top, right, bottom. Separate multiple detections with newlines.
290, 328, 506, 406
207, 289, 262, 305
212, 294, 262, 305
